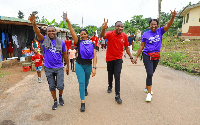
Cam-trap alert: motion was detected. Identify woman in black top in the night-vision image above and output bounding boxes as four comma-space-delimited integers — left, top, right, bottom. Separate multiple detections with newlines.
64, 12, 97, 112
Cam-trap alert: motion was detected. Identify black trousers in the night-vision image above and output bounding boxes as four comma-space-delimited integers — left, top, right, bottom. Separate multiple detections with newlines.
70, 59, 75, 70
107, 59, 123, 95
143, 54, 159, 86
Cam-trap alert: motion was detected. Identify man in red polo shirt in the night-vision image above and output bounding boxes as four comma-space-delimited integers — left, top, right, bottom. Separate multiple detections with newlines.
100, 19, 134, 104
90, 32, 98, 50
65, 36, 72, 53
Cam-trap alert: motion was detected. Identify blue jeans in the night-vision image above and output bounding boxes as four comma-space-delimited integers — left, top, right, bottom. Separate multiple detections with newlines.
75, 63, 92, 100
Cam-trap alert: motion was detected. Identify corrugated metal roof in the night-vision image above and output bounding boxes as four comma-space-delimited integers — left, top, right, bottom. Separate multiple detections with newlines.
180, 3, 200, 16
0, 16, 47, 26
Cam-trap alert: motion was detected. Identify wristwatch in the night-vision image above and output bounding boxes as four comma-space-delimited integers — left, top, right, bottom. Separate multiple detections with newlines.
93, 67, 97, 69
130, 57, 133, 59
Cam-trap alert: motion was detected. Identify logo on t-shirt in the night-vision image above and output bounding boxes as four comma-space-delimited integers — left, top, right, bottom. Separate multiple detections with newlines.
49, 47, 60, 53
121, 39, 124, 43
149, 35, 160, 43
83, 40, 92, 44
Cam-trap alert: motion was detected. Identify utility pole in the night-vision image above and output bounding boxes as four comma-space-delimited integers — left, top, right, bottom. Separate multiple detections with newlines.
158, 0, 162, 28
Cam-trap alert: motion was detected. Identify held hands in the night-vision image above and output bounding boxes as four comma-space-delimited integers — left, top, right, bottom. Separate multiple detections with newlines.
102, 18, 108, 30
132, 58, 138, 64
170, 9, 177, 18
92, 68, 96, 77
28, 13, 36, 24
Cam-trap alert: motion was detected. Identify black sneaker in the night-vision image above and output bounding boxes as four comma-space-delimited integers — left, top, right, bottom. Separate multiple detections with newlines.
107, 87, 112, 93
52, 101, 58, 110
59, 97, 64, 106
85, 89, 88, 96
80, 103, 85, 112
115, 95, 122, 104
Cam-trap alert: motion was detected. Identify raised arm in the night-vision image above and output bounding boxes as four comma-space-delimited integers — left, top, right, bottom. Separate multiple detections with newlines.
63, 12, 78, 44
28, 14, 43, 41
164, 10, 177, 32
100, 18, 108, 39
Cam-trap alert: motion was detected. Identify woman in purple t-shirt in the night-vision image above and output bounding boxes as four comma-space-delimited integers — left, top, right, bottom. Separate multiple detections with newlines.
133, 10, 177, 102
63, 12, 97, 112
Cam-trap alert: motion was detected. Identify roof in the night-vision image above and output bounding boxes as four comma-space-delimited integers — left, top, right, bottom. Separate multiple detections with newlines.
0, 16, 47, 27
180, 3, 200, 16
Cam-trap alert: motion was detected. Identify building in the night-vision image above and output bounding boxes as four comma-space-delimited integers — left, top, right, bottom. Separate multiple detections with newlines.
180, 2, 200, 39
0, 16, 48, 60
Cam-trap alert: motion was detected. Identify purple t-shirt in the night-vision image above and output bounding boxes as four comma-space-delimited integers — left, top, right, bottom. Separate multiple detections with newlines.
39, 36, 66, 68
141, 26, 165, 56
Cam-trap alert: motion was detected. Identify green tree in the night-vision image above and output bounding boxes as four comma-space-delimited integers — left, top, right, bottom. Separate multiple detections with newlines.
123, 20, 135, 34
72, 24, 81, 34
130, 15, 150, 32
45, 18, 55, 25
18, 10, 24, 19
84, 25, 97, 36
32, 11, 39, 22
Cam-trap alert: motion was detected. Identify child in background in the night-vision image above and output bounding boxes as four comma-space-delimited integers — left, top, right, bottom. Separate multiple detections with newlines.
32, 48, 44, 83
68, 45, 77, 72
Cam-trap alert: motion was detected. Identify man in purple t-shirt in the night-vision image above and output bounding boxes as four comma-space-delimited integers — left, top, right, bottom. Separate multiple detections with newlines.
29, 13, 69, 110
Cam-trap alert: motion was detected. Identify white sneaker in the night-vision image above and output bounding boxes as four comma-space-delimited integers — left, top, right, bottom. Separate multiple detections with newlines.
146, 93, 152, 102
38, 78, 42, 83
144, 88, 153, 95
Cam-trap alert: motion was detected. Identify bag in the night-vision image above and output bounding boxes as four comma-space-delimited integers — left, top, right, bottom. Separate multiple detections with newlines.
148, 52, 160, 60
80, 39, 94, 59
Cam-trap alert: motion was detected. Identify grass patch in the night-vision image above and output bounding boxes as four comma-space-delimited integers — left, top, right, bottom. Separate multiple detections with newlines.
0, 71, 11, 77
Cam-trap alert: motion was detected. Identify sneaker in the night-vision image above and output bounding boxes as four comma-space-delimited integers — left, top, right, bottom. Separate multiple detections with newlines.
107, 87, 112, 93
52, 101, 58, 110
38, 78, 42, 83
146, 93, 152, 102
85, 89, 88, 96
144, 88, 153, 95
115, 94, 122, 104
59, 97, 64, 106
80, 103, 85, 112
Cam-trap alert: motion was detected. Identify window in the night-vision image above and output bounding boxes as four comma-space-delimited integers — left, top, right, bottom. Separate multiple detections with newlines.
186, 13, 189, 23
184, 16, 185, 24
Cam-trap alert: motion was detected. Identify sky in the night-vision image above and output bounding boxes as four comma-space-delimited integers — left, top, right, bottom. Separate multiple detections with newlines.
0, 0, 199, 27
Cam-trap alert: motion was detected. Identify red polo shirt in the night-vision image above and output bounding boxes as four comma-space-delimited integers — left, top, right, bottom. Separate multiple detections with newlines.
105, 31, 129, 61
90, 36, 98, 46
65, 39, 72, 50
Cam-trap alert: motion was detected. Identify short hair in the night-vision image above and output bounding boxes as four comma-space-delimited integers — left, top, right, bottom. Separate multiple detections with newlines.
79, 29, 88, 34
115, 21, 122, 26
149, 19, 159, 26
47, 25, 56, 32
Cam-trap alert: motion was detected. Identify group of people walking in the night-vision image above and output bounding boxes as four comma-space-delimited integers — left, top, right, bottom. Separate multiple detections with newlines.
28, 9, 177, 112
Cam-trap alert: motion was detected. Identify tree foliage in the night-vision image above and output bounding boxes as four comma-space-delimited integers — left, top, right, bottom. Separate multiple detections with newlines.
18, 10, 24, 19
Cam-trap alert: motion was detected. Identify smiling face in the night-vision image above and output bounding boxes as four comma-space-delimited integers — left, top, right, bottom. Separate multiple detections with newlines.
115, 22, 123, 35
80, 31, 88, 40
33, 48, 38, 54
47, 27, 56, 39
150, 21, 158, 32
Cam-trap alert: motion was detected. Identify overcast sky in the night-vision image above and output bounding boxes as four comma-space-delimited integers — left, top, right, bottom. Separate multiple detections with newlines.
0, 0, 199, 27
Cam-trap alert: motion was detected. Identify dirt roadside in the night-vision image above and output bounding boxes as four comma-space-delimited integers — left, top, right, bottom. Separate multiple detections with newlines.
0, 51, 200, 125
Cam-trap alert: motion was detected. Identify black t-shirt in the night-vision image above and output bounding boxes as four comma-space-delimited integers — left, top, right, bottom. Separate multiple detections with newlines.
76, 39, 96, 65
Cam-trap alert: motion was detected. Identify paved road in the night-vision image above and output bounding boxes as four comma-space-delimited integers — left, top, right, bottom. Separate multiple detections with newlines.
0, 50, 200, 125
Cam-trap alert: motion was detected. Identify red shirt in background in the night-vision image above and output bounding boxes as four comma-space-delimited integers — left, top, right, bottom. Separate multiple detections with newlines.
65, 39, 72, 50
105, 31, 129, 61
90, 36, 98, 46
32, 53, 44, 67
